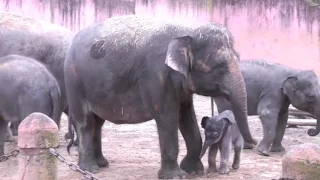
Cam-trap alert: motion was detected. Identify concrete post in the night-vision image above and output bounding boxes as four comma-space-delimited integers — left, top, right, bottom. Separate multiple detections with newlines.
17, 112, 59, 180
282, 143, 320, 180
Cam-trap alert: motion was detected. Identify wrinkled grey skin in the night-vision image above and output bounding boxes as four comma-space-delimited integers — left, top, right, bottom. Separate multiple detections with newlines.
0, 55, 62, 156
214, 59, 320, 156
64, 15, 256, 179
0, 12, 73, 140
200, 110, 244, 174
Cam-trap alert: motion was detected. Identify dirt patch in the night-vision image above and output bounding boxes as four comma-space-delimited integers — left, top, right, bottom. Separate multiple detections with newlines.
1, 95, 319, 180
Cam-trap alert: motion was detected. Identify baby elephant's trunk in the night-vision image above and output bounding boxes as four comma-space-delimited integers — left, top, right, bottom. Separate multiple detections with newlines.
199, 140, 211, 158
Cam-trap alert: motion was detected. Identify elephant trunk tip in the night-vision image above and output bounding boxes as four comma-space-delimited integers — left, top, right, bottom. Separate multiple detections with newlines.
307, 128, 320, 136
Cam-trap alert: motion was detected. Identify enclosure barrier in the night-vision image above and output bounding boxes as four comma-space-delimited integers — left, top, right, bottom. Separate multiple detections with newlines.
0, 112, 318, 179
17, 112, 59, 180
0, 112, 100, 180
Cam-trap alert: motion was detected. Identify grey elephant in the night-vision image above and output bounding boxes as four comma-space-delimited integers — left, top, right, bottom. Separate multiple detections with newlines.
214, 59, 320, 156
0, 55, 61, 156
64, 15, 257, 179
0, 12, 73, 139
200, 110, 243, 174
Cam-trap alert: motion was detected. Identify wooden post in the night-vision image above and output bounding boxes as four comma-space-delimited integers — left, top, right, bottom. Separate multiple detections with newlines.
211, 97, 215, 116
17, 112, 59, 180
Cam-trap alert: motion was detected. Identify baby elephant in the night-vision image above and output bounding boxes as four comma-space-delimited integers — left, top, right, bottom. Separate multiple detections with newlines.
200, 110, 244, 174
0, 55, 62, 156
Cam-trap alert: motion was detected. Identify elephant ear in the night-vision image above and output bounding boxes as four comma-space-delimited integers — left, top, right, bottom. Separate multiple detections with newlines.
201, 116, 210, 129
165, 36, 194, 78
283, 76, 298, 95
219, 110, 236, 125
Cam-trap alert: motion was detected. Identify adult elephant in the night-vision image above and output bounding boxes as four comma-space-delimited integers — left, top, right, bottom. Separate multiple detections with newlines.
0, 12, 73, 135
214, 60, 320, 156
65, 15, 257, 179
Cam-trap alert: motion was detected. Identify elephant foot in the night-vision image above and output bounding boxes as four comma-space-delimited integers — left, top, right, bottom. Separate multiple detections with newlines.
180, 156, 204, 175
219, 167, 229, 174
270, 144, 285, 152
96, 155, 109, 168
207, 166, 217, 173
79, 159, 99, 173
256, 143, 270, 156
4, 132, 14, 142
73, 137, 79, 146
243, 141, 254, 149
232, 163, 240, 169
158, 165, 186, 179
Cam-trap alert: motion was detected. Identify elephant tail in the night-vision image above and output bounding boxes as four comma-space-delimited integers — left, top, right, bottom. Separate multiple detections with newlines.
50, 85, 62, 129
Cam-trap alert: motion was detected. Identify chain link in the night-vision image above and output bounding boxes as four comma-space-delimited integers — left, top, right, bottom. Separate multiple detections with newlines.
0, 150, 19, 162
49, 148, 100, 180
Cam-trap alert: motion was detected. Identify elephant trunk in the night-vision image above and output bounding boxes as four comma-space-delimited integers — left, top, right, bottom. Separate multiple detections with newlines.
308, 108, 320, 136
223, 67, 257, 145
200, 140, 211, 159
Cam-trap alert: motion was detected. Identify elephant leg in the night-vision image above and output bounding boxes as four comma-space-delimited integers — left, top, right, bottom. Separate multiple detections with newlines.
232, 138, 243, 169
243, 141, 254, 149
64, 107, 72, 140
271, 110, 288, 152
179, 100, 204, 175
9, 122, 19, 136
0, 119, 8, 156
4, 124, 14, 142
256, 106, 279, 156
75, 111, 98, 172
207, 144, 218, 173
93, 114, 108, 167
219, 140, 232, 174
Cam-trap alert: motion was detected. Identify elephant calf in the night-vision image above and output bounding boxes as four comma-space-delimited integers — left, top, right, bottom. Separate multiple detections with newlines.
214, 60, 320, 156
0, 55, 62, 156
200, 110, 244, 174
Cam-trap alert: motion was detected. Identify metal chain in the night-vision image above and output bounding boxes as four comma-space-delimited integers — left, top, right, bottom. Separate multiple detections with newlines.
49, 148, 100, 180
0, 150, 19, 162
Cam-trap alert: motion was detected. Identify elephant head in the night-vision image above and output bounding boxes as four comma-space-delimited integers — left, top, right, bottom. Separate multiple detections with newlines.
283, 70, 320, 136
199, 110, 236, 158
164, 26, 256, 145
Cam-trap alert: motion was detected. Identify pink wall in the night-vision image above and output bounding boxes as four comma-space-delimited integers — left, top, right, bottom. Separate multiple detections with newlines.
1, 0, 319, 74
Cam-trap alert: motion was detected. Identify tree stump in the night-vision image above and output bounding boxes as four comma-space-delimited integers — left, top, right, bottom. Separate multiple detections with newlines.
282, 143, 320, 180
17, 112, 59, 180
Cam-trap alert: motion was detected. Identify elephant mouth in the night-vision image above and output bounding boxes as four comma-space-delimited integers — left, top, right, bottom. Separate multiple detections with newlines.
197, 85, 230, 100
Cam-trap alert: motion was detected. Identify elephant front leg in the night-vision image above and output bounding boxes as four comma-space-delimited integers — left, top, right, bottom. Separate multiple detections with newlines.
179, 100, 204, 175
156, 112, 186, 179
257, 107, 279, 156
219, 140, 232, 174
207, 144, 218, 173
271, 110, 288, 152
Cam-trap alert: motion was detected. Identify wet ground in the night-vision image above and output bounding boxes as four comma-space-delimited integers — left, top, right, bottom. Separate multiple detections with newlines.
1, 95, 319, 180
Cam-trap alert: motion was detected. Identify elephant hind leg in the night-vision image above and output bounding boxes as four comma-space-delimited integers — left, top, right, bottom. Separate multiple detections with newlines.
93, 114, 108, 168
0, 118, 8, 156
271, 109, 288, 152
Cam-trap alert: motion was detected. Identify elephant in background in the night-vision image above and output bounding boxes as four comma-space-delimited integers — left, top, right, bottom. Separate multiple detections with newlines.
214, 59, 320, 156
0, 55, 61, 156
0, 12, 73, 138
64, 15, 257, 179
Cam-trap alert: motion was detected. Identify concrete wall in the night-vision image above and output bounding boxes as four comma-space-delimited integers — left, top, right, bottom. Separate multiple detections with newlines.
1, 0, 319, 73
